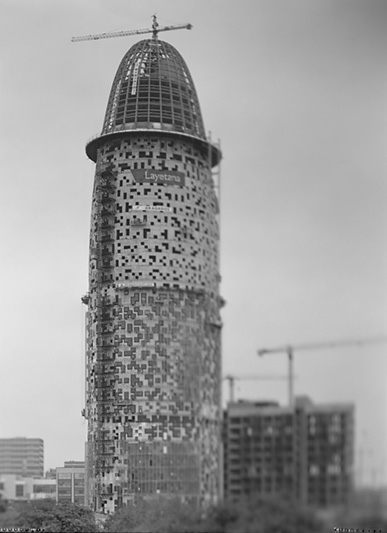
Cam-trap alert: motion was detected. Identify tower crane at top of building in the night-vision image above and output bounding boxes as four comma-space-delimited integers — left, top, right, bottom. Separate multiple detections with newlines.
257, 337, 387, 408
71, 14, 192, 43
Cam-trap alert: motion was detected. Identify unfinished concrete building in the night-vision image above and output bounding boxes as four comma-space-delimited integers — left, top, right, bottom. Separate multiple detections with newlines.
82, 33, 222, 513
223, 397, 354, 507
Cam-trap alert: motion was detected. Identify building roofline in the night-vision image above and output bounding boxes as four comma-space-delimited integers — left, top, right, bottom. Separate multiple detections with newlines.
225, 398, 355, 416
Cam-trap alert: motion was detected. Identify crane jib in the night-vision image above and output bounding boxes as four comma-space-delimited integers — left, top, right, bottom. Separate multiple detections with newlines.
71, 23, 193, 43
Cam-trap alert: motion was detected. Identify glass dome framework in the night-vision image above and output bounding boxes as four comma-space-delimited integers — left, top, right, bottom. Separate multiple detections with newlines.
86, 38, 221, 167
102, 39, 205, 139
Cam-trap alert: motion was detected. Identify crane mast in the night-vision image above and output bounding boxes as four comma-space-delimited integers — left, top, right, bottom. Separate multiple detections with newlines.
223, 374, 288, 403
71, 15, 192, 43
257, 337, 387, 408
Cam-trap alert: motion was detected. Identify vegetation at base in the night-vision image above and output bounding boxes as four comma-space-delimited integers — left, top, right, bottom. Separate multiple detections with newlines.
0, 498, 20, 531
11, 499, 98, 532
331, 505, 387, 533
0, 493, 386, 532
103, 494, 327, 533
103, 494, 387, 533
0, 493, 8, 513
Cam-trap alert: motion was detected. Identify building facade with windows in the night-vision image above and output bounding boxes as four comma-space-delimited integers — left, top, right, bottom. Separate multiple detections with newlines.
223, 401, 295, 501
82, 34, 222, 514
223, 397, 354, 508
56, 461, 85, 505
0, 438, 44, 478
0, 474, 56, 501
295, 396, 354, 507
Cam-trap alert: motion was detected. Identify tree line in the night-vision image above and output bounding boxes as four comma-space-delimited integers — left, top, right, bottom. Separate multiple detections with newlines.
0, 493, 386, 532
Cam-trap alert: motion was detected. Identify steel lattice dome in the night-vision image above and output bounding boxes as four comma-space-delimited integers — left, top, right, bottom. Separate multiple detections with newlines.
86, 38, 221, 165
103, 38, 205, 138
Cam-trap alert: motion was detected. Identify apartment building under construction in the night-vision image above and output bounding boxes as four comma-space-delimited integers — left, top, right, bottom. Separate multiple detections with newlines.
223, 396, 354, 507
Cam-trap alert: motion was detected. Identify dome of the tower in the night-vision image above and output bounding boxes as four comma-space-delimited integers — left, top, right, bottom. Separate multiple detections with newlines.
86, 38, 221, 165
101, 39, 205, 139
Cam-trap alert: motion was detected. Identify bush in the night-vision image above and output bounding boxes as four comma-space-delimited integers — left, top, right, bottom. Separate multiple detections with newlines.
103, 494, 326, 533
104, 497, 202, 532
15, 499, 98, 532
0, 494, 8, 513
201, 495, 326, 533
0, 506, 19, 530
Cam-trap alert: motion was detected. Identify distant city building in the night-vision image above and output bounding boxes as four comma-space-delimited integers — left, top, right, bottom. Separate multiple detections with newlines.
223, 397, 354, 507
0, 438, 44, 478
56, 461, 85, 505
0, 474, 55, 500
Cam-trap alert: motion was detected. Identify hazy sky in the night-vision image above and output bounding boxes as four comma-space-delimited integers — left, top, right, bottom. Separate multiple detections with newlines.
1, 0, 386, 485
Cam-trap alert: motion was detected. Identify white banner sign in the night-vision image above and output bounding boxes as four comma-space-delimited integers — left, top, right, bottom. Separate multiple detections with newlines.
132, 205, 172, 212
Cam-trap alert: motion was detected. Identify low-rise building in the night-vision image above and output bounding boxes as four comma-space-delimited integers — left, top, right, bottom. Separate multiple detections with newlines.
0, 474, 56, 500
56, 461, 85, 505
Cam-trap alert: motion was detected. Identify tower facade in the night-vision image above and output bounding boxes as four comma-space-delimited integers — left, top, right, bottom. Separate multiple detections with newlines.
83, 38, 222, 513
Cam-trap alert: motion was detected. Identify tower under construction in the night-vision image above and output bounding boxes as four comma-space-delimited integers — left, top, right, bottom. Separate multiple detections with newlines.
81, 26, 223, 514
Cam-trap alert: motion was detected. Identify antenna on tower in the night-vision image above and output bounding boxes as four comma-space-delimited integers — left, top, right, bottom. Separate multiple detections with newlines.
71, 15, 192, 43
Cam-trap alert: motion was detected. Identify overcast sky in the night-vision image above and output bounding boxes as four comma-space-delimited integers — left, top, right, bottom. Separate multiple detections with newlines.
1, 0, 386, 485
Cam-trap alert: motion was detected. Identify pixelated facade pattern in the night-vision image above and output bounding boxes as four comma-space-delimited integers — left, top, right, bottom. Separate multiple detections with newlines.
223, 398, 354, 508
83, 38, 222, 514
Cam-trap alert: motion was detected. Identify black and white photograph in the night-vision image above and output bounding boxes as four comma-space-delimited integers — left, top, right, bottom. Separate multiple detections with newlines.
0, 1, 386, 531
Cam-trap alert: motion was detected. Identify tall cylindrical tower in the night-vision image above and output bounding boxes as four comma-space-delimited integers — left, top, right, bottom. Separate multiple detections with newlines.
83, 37, 222, 514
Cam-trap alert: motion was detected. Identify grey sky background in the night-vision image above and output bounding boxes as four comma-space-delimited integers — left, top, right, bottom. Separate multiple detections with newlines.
1, 0, 386, 485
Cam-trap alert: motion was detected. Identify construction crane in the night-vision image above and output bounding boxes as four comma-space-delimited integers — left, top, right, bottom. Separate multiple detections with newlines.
71, 14, 192, 43
223, 374, 289, 403
257, 337, 387, 408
